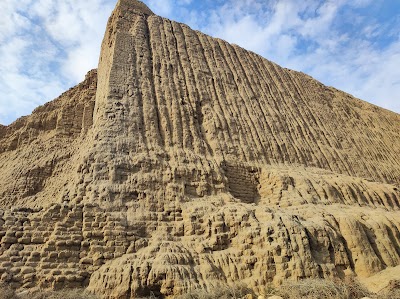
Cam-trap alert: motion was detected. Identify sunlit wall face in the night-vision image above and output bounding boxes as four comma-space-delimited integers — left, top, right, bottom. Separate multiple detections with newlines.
1, 0, 399, 126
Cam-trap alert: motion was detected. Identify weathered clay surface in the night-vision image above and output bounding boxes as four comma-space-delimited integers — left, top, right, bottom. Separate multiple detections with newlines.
0, 0, 400, 297
0, 171, 399, 296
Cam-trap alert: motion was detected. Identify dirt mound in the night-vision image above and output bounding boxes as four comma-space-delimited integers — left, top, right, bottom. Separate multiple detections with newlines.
0, 0, 399, 298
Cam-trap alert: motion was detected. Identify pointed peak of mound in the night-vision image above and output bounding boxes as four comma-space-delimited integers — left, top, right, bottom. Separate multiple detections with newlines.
116, 0, 154, 16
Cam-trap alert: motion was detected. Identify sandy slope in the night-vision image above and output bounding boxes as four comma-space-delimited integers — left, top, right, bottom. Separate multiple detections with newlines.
0, 0, 399, 297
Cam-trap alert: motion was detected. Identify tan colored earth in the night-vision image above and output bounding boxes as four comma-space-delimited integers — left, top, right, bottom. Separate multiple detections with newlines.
0, 0, 399, 298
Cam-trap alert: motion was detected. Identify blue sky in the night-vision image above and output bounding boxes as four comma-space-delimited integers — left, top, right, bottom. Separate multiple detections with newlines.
1, 0, 399, 125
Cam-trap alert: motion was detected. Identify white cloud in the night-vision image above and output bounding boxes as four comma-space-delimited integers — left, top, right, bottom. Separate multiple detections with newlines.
350, 41, 400, 112
30, 0, 115, 81
0, 0, 114, 125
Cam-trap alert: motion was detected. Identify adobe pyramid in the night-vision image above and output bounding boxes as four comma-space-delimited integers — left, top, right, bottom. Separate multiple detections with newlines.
0, 0, 399, 297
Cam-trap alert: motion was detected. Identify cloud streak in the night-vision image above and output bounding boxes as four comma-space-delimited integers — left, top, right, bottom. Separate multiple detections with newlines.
0, 0, 113, 125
